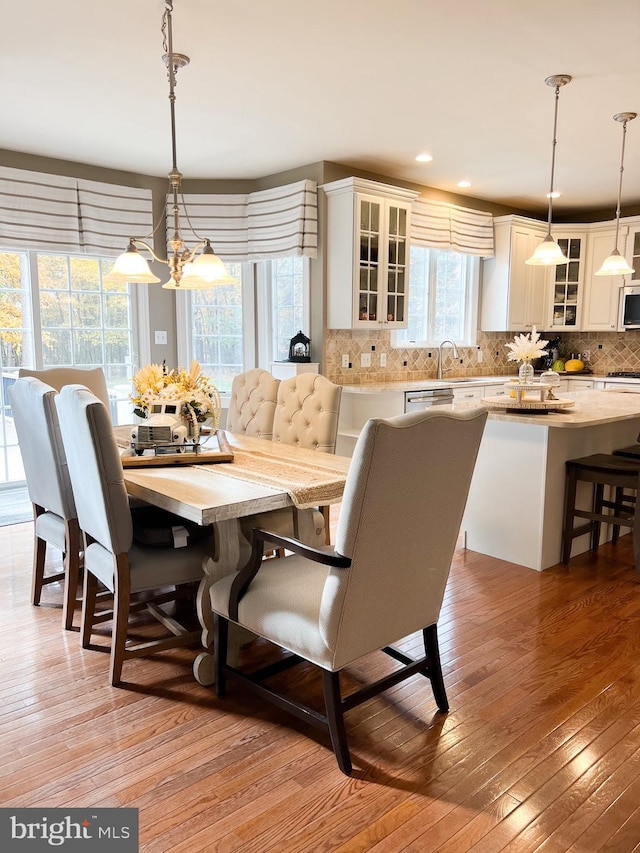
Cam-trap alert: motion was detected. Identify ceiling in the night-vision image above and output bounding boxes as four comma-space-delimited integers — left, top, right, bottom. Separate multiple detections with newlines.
3, 0, 640, 216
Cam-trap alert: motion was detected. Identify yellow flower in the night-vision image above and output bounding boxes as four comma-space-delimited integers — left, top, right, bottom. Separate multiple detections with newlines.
129, 359, 221, 428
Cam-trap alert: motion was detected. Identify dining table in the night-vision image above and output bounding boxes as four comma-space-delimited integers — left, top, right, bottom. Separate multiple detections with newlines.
114, 426, 350, 685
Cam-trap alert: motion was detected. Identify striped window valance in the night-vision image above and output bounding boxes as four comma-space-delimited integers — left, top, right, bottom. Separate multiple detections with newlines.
411, 198, 494, 257
0, 166, 154, 256
173, 179, 318, 261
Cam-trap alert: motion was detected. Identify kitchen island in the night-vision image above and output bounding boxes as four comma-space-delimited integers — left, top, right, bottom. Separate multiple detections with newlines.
455, 389, 640, 570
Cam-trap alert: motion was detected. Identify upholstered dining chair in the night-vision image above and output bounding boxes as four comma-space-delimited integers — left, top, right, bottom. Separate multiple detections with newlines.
239, 372, 343, 551
9, 376, 81, 631
211, 407, 488, 774
226, 368, 280, 440
19, 366, 111, 411
55, 384, 213, 686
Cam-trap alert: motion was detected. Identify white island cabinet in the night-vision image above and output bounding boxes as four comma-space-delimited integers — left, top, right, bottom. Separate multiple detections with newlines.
458, 390, 640, 571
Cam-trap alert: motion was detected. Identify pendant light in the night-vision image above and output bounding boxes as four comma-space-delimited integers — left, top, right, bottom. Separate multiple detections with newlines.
526, 74, 572, 266
104, 1, 236, 289
594, 112, 637, 277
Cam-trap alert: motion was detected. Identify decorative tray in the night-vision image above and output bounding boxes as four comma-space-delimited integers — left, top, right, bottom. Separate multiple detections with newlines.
121, 431, 234, 467
481, 395, 575, 413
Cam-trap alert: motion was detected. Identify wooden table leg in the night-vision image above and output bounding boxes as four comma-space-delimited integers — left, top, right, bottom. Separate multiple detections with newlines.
193, 517, 242, 686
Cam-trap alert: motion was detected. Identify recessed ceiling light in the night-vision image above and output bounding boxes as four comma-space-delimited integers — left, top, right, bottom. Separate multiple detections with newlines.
546, 191, 561, 199
415, 153, 433, 163
457, 180, 472, 188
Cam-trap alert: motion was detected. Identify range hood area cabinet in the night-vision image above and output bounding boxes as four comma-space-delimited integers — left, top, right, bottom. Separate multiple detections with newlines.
322, 177, 419, 330
481, 216, 548, 332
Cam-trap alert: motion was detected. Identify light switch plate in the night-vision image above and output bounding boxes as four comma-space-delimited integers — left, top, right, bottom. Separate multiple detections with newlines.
154, 330, 168, 345
360, 353, 371, 367
379, 353, 387, 367
341, 354, 349, 368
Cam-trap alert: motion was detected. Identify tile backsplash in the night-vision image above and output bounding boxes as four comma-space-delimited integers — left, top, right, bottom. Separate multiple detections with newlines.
324, 329, 640, 384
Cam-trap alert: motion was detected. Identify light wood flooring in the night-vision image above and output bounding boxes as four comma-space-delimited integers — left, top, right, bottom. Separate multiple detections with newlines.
2, 514, 640, 852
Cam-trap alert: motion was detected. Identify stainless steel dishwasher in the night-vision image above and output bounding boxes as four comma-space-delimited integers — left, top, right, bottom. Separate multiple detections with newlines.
404, 388, 454, 412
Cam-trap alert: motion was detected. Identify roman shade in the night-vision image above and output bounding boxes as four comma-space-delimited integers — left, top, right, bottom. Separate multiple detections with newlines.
411, 198, 494, 257
0, 166, 154, 256
171, 179, 318, 262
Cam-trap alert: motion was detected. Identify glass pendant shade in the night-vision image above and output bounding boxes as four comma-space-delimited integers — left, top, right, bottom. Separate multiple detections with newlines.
525, 74, 572, 266
104, 243, 161, 284
594, 112, 637, 277
190, 243, 237, 283
594, 248, 634, 276
525, 234, 568, 266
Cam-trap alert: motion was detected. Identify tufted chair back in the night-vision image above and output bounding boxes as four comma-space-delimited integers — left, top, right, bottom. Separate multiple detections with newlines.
19, 367, 111, 412
272, 373, 342, 452
226, 369, 280, 440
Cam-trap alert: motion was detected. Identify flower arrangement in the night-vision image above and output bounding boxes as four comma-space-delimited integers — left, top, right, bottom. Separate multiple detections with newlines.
505, 326, 549, 364
130, 360, 221, 430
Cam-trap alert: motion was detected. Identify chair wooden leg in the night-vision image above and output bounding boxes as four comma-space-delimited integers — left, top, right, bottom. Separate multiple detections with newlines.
31, 535, 47, 606
62, 519, 81, 631
424, 624, 449, 712
81, 570, 99, 649
322, 670, 352, 775
214, 614, 228, 696
110, 582, 131, 687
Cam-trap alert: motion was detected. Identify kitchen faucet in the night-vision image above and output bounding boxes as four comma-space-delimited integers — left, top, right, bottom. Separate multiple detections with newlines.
437, 340, 459, 380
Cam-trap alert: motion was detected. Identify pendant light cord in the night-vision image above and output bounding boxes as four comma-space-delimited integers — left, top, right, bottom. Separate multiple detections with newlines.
546, 83, 561, 238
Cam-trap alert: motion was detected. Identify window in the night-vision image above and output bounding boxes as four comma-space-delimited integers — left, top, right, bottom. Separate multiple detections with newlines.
393, 247, 479, 348
179, 257, 309, 393
189, 262, 245, 393
0, 248, 142, 484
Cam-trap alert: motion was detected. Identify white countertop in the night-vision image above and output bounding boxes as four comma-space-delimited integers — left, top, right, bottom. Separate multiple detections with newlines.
455, 389, 640, 428
339, 373, 640, 394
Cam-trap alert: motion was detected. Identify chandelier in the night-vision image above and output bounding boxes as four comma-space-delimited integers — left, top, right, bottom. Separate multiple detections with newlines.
595, 112, 637, 277
105, 0, 235, 289
526, 74, 572, 266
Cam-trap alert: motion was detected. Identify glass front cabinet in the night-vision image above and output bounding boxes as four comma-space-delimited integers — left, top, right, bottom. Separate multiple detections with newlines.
546, 232, 585, 330
323, 177, 419, 329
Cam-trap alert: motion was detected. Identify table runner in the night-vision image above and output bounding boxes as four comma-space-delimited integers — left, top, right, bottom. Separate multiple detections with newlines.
201, 448, 346, 509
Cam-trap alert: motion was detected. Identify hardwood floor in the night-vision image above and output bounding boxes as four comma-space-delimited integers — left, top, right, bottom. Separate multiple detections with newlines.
2, 513, 640, 851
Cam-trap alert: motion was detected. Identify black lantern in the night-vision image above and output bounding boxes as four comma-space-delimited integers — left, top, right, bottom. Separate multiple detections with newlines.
287, 330, 311, 363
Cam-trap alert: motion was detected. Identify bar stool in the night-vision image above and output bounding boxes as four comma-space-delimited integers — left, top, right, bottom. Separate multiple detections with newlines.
562, 453, 640, 563
613, 443, 640, 460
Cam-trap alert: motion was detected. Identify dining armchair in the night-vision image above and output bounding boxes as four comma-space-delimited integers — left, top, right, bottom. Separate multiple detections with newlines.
211, 407, 488, 774
9, 376, 81, 630
226, 368, 280, 440
55, 384, 213, 686
19, 366, 111, 411
239, 372, 343, 550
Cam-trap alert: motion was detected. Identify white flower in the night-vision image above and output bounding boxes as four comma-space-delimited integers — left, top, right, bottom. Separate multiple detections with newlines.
505, 326, 549, 363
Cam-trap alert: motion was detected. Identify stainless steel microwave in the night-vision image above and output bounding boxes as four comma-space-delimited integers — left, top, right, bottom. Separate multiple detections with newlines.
620, 285, 640, 329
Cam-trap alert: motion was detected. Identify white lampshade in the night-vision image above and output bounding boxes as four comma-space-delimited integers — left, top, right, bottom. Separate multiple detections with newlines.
525, 234, 568, 266
594, 248, 634, 277
104, 243, 161, 284
190, 242, 237, 284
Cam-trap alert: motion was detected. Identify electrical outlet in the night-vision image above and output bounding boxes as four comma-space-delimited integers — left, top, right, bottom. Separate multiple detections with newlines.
380, 353, 387, 368
360, 353, 371, 368
477, 348, 483, 363
341, 353, 349, 368
154, 330, 167, 345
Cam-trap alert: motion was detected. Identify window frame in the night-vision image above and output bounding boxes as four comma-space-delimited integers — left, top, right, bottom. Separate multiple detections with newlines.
391, 247, 480, 349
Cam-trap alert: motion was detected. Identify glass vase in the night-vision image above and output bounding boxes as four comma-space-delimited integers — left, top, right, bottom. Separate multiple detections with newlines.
518, 360, 534, 384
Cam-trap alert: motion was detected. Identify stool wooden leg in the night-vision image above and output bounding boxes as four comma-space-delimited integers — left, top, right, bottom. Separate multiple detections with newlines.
592, 483, 604, 551
562, 466, 578, 564
612, 486, 625, 544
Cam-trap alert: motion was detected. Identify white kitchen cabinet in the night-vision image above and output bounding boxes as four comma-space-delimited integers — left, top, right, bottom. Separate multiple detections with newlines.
452, 385, 484, 402
323, 177, 419, 330
625, 225, 640, 284
559, 378, 594, 391
581, 224, 624, 331
481, 216, 548, 332
546, 229, 586, 330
